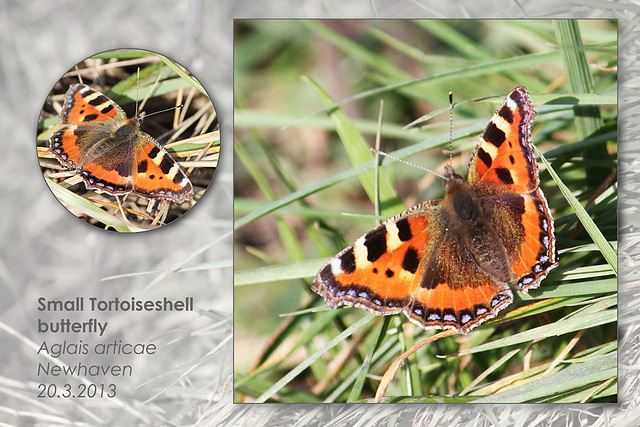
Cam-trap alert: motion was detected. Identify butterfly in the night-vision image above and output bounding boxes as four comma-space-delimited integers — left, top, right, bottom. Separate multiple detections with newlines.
49, 83, 194, 204
312, 87, 558, 335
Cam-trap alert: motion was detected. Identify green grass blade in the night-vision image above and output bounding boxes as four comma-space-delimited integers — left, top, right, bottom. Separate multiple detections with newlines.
347, 319, 391, 402
303, 21, 411, 81
254, 314, 376, 403
234, 260, 323, 286
285, 50, 563, 129
46, 178, 130, 232
234, 137, 306, 260
536, 146, 617, 274
554, 20, 612, 191
457, 308, 616, 356
475, 352, 616, 403
304, 76, 404, 216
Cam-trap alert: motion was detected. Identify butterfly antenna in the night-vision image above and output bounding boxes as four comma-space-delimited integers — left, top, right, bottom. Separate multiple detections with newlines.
448, 91, 454, 168
144, 105, 184, 119
138, 70, 165, 115
370, 148, 445, 180
374, 99, 384, 224
135, 68, 140, 118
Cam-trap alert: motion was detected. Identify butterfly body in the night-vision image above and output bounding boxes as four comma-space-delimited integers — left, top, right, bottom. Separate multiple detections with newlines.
49, 84, 194, 204
312, 87, 557, 335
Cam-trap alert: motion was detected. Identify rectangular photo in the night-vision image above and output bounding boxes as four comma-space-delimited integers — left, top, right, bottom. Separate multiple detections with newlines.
233, 19, 618, 403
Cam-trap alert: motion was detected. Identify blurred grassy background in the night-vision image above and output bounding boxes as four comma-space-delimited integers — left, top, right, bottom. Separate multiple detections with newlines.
234, 19, 617, 403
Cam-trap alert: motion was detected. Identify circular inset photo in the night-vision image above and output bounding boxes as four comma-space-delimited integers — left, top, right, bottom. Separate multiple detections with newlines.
37, 49, 220, 232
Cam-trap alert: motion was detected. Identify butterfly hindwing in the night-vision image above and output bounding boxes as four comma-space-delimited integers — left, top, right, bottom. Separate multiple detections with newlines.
132, 135, 194, 204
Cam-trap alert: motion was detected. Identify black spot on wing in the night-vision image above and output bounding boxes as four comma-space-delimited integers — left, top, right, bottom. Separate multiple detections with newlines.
498, 104, 514, 124
159, 154, 174, 175
402, 247, 420, 274
477, 147, 492, 169
396, 218, 412, 241
340, 247, 356, 274
495, 168, 514, 185
507, 195, 526, 215
319, 264, 335, 284
172, 171, 186, 185
114, 157, 132, 178
100, 103, 114, 115
482, 122, 506, 148
137, 160, 148, 173
148, 146, 161, 159
88, 96, 104, 107
364, 227, 387, 262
